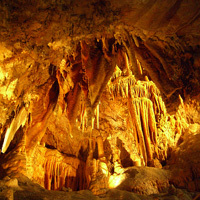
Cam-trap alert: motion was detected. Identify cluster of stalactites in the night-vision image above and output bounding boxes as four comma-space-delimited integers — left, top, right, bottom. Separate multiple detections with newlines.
130, 82, 166, 165
107, 71, 167, 166
129, 97, 158, 166
44, 154, 88, 191
131, 81, 166, 117
108, 74, 166, 117
78, 101, 100, 132
108, 74, 136, 99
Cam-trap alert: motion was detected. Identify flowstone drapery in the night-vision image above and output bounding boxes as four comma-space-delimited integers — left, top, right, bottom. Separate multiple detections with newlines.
107, 74, 167, 167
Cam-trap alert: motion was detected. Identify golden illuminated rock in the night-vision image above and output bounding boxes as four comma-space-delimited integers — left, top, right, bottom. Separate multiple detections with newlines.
0, 0, 200, 199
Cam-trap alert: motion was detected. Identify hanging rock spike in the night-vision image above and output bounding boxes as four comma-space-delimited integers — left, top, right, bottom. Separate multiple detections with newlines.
1, 106, 28, 153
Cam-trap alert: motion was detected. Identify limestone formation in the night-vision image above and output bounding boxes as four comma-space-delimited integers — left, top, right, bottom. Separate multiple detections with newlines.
0, 0, 200, 199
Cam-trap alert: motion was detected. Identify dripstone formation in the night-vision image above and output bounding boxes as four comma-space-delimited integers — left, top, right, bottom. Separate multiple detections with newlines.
0, 0, 200, 199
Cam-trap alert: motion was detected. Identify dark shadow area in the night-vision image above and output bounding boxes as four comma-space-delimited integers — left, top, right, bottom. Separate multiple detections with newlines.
117, 138, 133, 168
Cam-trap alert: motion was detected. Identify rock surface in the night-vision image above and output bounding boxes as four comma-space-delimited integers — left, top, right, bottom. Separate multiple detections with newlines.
169, 123, 200, 192
0, 174, 198, 200
116, 166, 170, 195
0, 0, 200, 199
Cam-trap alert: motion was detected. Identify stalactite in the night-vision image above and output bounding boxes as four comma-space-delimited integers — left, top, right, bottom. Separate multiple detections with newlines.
92, 117, 95, 130
96, 103, 99, 129
121, 31, 141, 78
125, 53, 131, 74
107, 66, 168, 166
43, 150, 88, 191
1, 106, 28, 153
131, 84, 147, 98
80, 37, 117, 131
107, 75, 136, 98
79, 100, 100, 132
130, 35, 179, 97
102, 37, 112, 62
129, 99, 147, 165
82, 107, 86, 132
140, 98, 153, 162
92, 159, 97, 181
56, 58, 74, 114
132, 35, 140, 48
131, 120, 139, 156
80, 104, 85, 132
136, 58, 143, 75
128, 80, 166, 165
148, 101, 158, 145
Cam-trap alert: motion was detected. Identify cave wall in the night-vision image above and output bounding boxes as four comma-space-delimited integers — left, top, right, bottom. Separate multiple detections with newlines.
0, 0, 200, 194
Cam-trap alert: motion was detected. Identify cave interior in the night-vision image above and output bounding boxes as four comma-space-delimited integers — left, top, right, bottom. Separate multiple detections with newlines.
0, 0, 200, 199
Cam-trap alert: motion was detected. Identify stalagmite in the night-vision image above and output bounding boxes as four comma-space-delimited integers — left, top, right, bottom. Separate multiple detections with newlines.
1, 106, 28, 153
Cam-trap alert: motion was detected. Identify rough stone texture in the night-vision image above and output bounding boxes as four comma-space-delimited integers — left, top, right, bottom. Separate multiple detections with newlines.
0, 0, 200, 199
0, 174, 197, 200
169, 123, 200, 192
116, 166, 170, 195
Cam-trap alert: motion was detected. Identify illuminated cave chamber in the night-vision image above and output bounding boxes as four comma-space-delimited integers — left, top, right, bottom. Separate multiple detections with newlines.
0, 1, 200, 197
0, 34, 185, 193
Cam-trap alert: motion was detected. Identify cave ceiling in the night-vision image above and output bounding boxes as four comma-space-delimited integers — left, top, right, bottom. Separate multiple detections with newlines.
0, 0, 200, 196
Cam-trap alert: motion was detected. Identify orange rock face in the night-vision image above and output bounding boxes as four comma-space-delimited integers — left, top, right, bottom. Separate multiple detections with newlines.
0, 0, 200, 199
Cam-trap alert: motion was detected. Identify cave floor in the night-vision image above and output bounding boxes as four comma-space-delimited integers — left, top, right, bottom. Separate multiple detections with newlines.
0, 169, 199, 200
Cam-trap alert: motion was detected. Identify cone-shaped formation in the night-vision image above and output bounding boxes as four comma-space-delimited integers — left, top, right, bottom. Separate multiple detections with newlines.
1, 106, 28, 153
